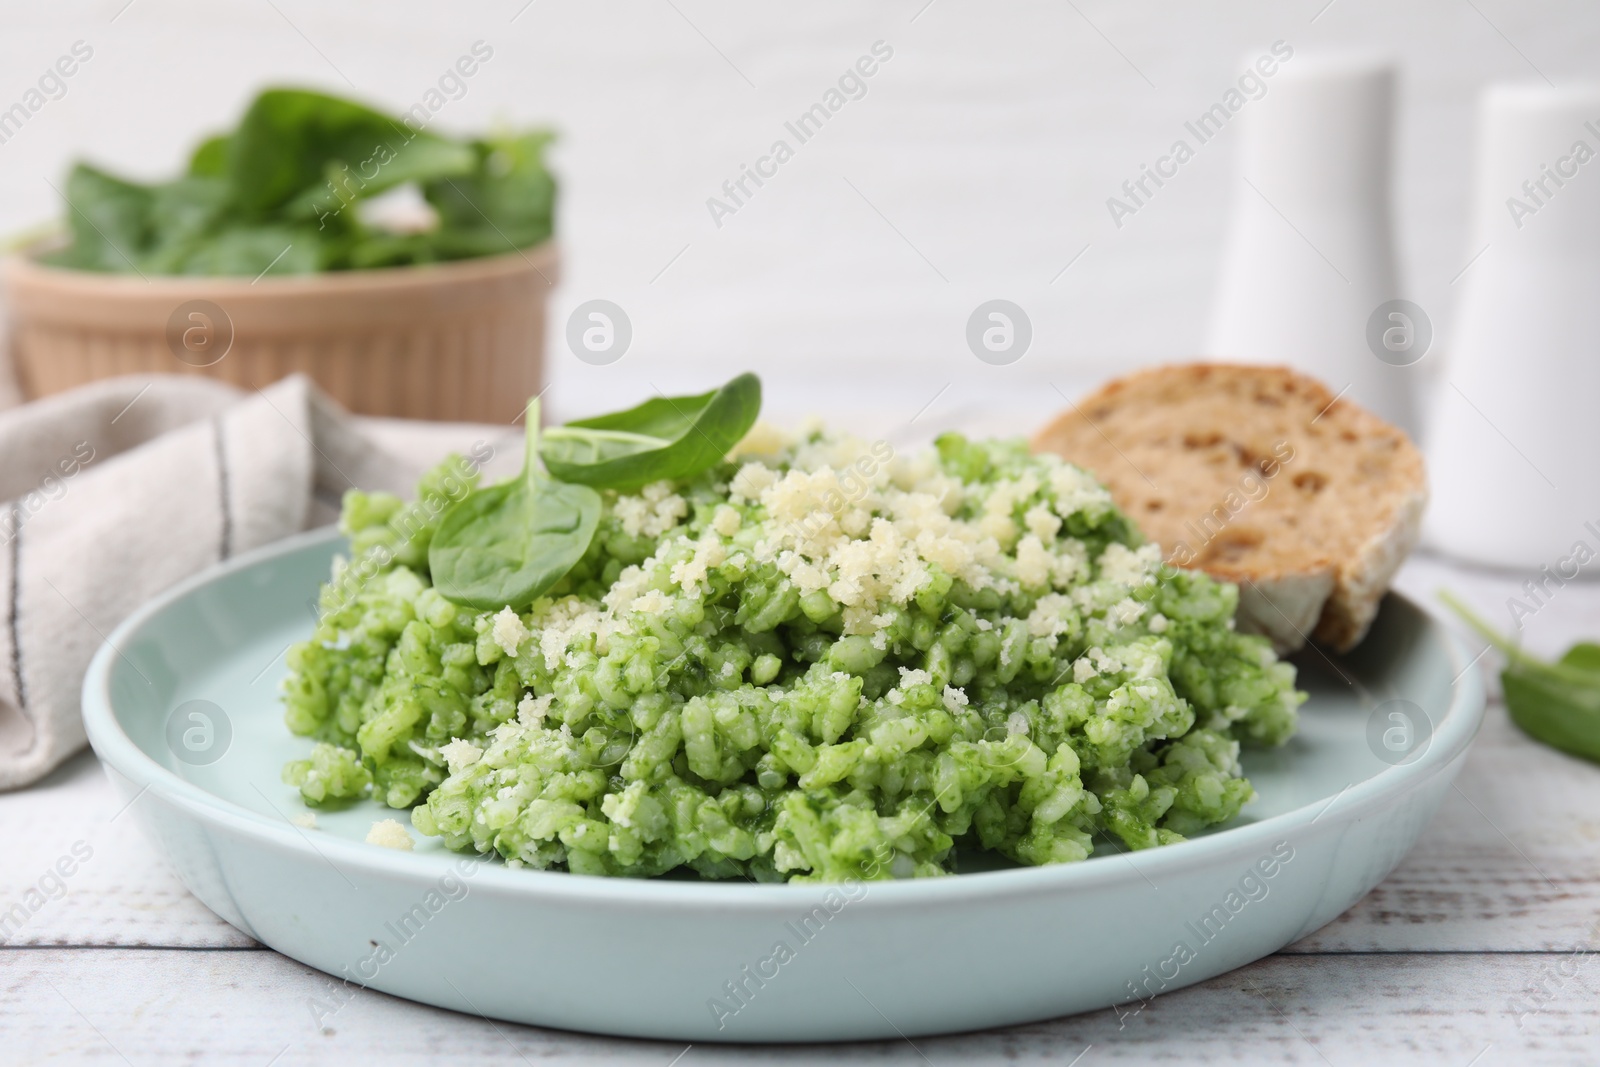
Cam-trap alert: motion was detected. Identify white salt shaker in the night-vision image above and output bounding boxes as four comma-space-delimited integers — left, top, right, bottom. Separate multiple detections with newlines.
1424, 84, 1600, 568
1206, 52, 1416, 435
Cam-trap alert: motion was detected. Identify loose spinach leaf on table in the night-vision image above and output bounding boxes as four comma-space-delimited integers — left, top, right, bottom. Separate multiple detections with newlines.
1442, 591, 1600, 764
540, 373, 762, 491
429, 400, 601, 611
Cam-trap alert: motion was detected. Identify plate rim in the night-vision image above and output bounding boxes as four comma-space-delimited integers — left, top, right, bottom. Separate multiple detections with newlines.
83, 524, 1487, 909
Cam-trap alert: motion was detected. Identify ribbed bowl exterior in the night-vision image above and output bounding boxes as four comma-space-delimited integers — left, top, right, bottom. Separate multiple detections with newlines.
3, 243, 558, 423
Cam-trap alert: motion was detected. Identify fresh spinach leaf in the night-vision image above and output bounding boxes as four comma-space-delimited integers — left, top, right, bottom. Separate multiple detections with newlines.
228, 89, 475, 218
342, 232, 446, 271
144, 176, 232, 252
43, 88, 556, 277
1501, 663, 1600, 764
1558, 642, 1600, 673
43, 164, 154, 273
540, 373, 761, 490
423, 132, 557, 256
188, 134, 232, 178
1442, 591, 1600, 764
157, 224, 327, 277
429, 400, 601, 611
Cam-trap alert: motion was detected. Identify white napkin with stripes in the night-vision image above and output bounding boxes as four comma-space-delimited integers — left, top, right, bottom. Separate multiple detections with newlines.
0, 374, 505, 790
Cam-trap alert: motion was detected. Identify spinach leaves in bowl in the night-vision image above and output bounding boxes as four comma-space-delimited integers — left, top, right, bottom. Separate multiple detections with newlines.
41, 87, 555, 277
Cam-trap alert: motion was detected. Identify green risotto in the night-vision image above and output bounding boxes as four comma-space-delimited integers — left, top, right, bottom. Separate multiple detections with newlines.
281, 416, 1304, 882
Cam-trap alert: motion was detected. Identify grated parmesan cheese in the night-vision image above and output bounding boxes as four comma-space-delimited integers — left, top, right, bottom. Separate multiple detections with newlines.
727, 420, 791, 460
365, 819, 414, 850
669, 535, 727, 597
615, 480, 688, 538
1050, 464, 1114, 518
1097, 542, 1163, 589
440, 739, 483, 774
730, 462, 778, 503
1109, 597, 1147, 627
1023, 503, 1063, 542
491, 606, 528, 658
518, 693, 553, 727
711, 504, 742, 537
898, 667, 932, 688
1027, 593, 1076, 639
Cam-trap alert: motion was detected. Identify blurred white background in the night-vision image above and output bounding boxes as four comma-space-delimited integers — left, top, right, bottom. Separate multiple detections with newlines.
0, 0, 1591, 428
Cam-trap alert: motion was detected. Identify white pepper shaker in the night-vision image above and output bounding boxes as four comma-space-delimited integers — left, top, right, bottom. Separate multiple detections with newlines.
1424, 83, 1600, 568
1206, 52, 1416, 435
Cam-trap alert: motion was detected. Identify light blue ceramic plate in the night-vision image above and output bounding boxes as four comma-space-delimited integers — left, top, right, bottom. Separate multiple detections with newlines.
83, 527, 1484, 1042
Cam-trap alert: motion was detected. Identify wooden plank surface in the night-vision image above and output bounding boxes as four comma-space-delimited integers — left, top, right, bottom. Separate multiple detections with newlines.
5, 948, 1595, 1065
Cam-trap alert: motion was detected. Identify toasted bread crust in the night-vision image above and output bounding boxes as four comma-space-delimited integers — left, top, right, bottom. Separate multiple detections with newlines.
1031, 363, 1426, 652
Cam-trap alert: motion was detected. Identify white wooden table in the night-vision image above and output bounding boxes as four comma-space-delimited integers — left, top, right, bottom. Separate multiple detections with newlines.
2, 538, 1597, 1065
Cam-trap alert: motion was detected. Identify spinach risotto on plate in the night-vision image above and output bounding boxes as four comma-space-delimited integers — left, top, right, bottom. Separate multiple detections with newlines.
279, 375, 1304, 882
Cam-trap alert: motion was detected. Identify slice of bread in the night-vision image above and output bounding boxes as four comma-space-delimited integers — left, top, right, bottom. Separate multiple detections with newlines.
1030, 363, 1426, 653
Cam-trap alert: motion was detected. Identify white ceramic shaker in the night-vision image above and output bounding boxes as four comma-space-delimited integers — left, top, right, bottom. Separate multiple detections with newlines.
1424, 84, 1600, 568
1206, 52, 1416, 435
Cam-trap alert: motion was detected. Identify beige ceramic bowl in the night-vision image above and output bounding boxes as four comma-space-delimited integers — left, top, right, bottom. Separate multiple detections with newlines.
3, 242, 558, 423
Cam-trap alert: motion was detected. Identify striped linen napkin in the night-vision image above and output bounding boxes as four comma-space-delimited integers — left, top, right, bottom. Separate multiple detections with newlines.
0, 374, 501, 789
